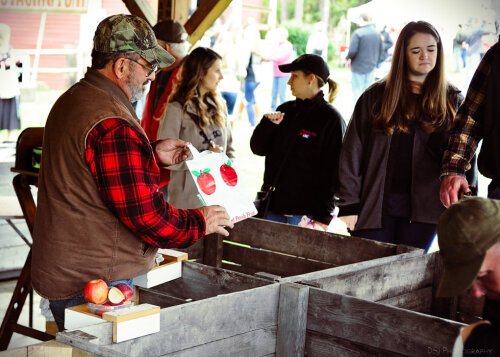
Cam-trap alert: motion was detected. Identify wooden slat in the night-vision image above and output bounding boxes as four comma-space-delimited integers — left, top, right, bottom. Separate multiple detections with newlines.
183, 0, 232, 45
226, 218, 419, 266
280, 249, 423, 284
57, 284, 281, 356
299, 253, 436, 301
143, 262, 270, 302
203, 234, 223, 267
276, 283, 309, 356
307, 288, 464, 356
165, 327, 276, 357
121, 0, 156, 25
306, 330, 405, 357
223, 242, 336, 278
431, 252, 458, 320
378, 287, 433, 313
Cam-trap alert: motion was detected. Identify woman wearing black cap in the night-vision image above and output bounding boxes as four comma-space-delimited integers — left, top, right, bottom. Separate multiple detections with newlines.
250, 54, 346, 227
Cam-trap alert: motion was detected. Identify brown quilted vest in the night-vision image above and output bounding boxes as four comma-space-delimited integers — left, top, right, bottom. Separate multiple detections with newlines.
32, 68, 157, 300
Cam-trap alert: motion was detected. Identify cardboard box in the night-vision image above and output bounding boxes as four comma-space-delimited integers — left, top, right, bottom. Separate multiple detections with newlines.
132, 251, 187, 288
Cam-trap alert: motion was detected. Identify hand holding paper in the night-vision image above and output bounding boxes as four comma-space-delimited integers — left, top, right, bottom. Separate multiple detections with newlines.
155, 139, 191, 166
198, 205, 234, 236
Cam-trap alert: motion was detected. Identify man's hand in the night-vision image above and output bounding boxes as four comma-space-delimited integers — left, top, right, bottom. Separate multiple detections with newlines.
339, 215, 358, 231
440, 175, 470, 208
156, 138, 191, 166
198, 205, 234, 236
264, 112, 284, 125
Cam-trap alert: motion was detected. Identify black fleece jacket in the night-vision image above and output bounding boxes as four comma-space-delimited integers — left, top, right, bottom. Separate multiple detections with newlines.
250, 91, 346, 224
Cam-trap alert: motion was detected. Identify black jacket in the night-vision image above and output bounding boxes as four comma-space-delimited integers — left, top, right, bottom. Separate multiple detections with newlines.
250, 92, 346, 224
337, 82, 476, 229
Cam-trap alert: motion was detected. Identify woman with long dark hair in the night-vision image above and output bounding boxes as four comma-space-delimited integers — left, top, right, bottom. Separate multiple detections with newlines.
337, 21, 476, 250
158, 47, 234, 209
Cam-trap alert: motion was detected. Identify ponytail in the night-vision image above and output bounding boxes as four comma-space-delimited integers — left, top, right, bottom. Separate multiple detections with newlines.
326, 78, 338, 103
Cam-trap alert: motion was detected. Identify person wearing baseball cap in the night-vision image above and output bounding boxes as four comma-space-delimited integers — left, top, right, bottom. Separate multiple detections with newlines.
32, 14, 232, 331
437, 197, 500, 355
141, 19, 190, 198
250, 54, 345, 226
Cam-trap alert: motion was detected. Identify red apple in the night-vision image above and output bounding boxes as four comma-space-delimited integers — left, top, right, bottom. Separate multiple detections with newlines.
107, 283, 134, 305
83, 279, 108, 305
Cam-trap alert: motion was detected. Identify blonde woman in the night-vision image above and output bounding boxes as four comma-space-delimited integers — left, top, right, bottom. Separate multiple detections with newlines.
158, 47, 234, 209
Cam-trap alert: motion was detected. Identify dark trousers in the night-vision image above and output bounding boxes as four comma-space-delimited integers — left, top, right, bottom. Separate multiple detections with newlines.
352, 215, 437, 251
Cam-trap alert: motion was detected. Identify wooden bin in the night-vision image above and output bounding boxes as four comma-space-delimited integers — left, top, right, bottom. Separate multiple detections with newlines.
56, 282, 464, 357
297, 251, 484, 323
183, 217, 423, 282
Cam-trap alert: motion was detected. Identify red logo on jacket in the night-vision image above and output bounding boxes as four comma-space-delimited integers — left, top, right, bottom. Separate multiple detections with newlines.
299, 129, 317, 139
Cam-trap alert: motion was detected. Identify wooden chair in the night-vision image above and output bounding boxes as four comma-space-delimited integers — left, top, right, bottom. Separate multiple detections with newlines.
0, 127, 53, 350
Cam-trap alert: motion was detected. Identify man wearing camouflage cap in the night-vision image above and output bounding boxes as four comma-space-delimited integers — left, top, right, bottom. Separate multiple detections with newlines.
437, 197, 500, 355
31, 14, 232, 331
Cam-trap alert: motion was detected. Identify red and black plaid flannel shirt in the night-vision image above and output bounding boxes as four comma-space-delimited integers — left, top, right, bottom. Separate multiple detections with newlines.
441, 44, 494, 178
85, 118, 205, 249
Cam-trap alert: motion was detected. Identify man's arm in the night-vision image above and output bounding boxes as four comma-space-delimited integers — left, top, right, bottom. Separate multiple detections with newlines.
440, 46, 494, 206
85, 119, 232, 249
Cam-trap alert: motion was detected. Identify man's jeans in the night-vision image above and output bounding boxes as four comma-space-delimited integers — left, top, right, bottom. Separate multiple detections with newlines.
271, 76, 289, 111
49, 278, 133, 331
351, 70, 375, 105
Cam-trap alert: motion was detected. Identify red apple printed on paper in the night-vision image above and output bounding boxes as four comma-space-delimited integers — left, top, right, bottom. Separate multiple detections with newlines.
220, 160, 238, 186
83, 279, 109, 305
192, 168, 216, 195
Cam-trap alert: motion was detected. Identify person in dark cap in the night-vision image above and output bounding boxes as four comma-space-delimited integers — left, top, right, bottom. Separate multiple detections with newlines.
31, 14, 232, 331
437, 197, 500, 356
250, 54, 345, 227
140, 19, 190, 197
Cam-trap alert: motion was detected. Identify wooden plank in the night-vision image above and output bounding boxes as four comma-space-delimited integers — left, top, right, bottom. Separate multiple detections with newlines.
307, 288, 464, 356
378, 287, 433, 313
183, 0, 231, 45
225, 218, 419, 266
57, 284, 280, 356
280, 249, 423, 284
145, 261, 270, 302
276, 283, 309, 356
297, 253, 436, 302
122, 0, 156, 25
165, 327, 276, 356
203, 234, 223, 267
431, 253, 458, 320
137, 288, 189, 308
306, 330, 405, 357
223, 242, 335, 278
182, 237, 204, 261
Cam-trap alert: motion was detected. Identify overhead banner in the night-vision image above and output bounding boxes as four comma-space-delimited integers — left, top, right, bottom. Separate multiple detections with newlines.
0, 0, 88, 13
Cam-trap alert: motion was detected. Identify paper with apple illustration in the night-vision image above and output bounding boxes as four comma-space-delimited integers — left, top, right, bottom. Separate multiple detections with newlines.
185, 144, 257, 223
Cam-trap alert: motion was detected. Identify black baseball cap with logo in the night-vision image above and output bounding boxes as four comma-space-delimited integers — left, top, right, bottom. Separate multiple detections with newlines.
279, 54, 330, 83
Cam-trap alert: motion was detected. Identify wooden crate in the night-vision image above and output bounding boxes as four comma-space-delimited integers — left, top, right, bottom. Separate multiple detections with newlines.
183, 218, 423, 281
56, 283, 464, 357
297, 251, 484, 323
135, 260, 272, 308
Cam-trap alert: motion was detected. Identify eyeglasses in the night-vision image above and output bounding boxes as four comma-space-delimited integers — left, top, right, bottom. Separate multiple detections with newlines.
128, 58, 158, 77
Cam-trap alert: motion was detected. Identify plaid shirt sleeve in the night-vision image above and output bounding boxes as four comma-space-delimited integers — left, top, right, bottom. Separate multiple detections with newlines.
85, 118, 206, 249
441, 48, 494, 177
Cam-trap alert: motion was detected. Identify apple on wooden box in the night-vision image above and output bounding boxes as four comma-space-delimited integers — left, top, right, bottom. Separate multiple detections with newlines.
108, 283, 134, 305
83, 279, 108, 305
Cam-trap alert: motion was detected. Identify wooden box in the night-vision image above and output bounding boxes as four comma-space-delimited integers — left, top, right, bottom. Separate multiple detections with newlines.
57, 283, 464, 357
183, 217, 423, 282
297, 251, 484, 323
133, 250, 188, 289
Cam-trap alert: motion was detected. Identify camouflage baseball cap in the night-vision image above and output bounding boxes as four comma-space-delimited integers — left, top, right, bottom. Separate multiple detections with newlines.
93, 14, 174, 68
436, 197, 500, 297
